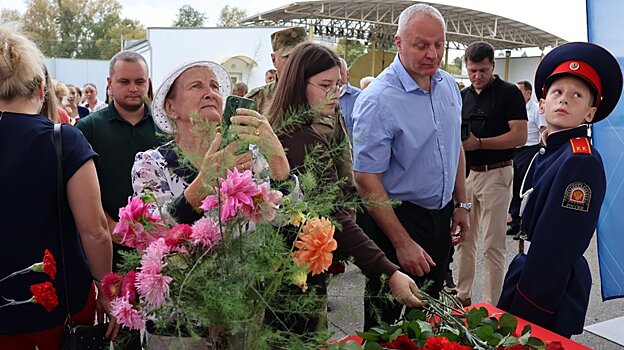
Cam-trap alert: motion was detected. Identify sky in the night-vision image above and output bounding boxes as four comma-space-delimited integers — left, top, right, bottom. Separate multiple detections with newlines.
1, 0, 587, 42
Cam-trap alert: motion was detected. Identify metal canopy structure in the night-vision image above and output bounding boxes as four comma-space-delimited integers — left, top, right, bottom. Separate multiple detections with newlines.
240, 0, 565, 50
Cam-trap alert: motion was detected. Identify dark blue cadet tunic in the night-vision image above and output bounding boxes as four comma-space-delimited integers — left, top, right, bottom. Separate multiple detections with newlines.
497, 125, 606, 337
0, 113, 97, 333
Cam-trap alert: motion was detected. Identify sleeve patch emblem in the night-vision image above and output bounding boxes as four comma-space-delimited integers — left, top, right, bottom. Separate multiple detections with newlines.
570, 137, 592, 155
562, 182, 591, 212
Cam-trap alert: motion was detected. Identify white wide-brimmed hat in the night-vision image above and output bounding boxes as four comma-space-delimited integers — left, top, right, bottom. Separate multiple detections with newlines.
152, 60, 232, 134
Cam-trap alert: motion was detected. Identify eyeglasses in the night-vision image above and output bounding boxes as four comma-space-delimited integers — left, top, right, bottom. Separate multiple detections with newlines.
307, 81, 343, 97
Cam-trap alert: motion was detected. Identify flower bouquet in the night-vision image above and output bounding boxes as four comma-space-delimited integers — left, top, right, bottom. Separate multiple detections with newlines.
105, 167, 343, 349
351, 292, 568, 350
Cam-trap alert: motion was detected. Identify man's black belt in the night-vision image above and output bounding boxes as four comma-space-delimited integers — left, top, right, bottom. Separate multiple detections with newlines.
469, 160, 513, 172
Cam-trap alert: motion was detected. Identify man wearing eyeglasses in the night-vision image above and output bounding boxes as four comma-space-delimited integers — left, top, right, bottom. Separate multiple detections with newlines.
351, 4, 469, 330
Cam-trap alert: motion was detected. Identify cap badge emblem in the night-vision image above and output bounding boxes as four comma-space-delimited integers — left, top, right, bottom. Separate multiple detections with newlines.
569, 62, 580, 70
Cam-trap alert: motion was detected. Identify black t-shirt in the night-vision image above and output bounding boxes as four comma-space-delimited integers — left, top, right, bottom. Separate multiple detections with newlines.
461, 75, 527, 166
0, 113, 97, 333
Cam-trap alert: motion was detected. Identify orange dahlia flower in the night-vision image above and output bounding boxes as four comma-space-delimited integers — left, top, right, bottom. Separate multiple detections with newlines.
293, 217, 337, 275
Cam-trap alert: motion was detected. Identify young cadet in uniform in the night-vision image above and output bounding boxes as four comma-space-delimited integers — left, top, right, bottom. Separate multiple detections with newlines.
497, 42, 623, 338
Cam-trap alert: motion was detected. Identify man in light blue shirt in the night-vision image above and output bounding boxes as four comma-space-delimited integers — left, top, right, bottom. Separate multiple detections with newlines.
338, 58, 361, 139
351, 3, 469, 329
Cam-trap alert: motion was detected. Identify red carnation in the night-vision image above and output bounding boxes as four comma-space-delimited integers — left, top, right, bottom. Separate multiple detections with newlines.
30, 281, 59, 312
42, 249, 57, 280
380, 335, 419, 350
29, 249, 57, 280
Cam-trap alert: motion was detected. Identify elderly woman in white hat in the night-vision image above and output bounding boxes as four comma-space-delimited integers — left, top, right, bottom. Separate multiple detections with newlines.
131, 61, 289, 223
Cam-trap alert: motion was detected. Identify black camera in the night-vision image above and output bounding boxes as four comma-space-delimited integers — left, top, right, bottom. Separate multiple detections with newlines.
461, 122, 471, 141
461, 112, 487, 141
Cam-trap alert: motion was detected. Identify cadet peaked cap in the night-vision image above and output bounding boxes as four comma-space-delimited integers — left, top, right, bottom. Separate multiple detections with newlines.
535, 42, 623, 123
271, 27, 307, 55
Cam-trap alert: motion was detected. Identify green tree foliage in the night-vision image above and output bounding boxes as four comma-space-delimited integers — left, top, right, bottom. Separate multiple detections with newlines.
94, 16, 145, 59
173, 5, 206, 28
453, 56, 463, 67
21, 0, 145, 59
21, 0, 58, 56
0, 9, 22, 24
335, 38, 367, 67
444, 56, 463, 75
217, 5, 248, 27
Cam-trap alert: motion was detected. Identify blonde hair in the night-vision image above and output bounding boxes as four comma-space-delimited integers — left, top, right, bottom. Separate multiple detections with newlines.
0, 25, 46, 102
53, 79, 69, 100
40, 66, 59, 123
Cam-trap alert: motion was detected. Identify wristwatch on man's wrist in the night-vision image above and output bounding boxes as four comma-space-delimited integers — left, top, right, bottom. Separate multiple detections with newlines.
454, 202, 472, 212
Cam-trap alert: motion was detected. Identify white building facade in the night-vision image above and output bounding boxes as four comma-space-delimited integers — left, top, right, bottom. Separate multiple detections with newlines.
126, 26, 292, 92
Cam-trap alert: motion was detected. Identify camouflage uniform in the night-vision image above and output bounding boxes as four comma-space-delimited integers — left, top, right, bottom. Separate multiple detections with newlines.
247, 27, 356, 197
246, 27, 307, 115
246, 81, 276, 116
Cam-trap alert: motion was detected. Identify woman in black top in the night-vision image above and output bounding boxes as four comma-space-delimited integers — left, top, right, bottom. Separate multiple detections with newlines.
0, 26, 117, 349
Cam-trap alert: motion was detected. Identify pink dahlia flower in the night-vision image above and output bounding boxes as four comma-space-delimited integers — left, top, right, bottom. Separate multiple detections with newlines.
241, 182, 283, 223
200, 168, 261, 222
135, 270, 172, 309
190, 217, 222, 249
113, 196, 166, 251
140, 238, 170, 275
111, 293, 145, 330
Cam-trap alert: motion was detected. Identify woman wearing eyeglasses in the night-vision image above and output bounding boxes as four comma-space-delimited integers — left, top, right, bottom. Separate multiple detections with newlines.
266, 42, 423, 334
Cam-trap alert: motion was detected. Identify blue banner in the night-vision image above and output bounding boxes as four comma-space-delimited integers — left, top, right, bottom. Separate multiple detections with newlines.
587, 0, 624, 300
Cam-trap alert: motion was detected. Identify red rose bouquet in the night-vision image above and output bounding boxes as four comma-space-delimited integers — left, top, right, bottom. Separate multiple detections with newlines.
351, 292, 566, 350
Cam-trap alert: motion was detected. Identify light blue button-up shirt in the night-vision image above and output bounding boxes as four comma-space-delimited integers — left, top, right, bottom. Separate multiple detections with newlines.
352, 54, 462, 210
339, 82, 361, 138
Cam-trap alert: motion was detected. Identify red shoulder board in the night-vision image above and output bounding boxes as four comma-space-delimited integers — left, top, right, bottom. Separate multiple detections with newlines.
570, 137, 592, 155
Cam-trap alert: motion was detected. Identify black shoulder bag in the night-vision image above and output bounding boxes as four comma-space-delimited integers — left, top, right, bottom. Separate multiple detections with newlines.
54, 124, 111, 350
